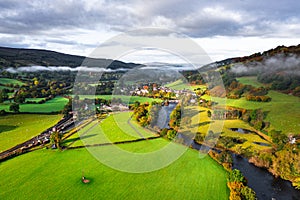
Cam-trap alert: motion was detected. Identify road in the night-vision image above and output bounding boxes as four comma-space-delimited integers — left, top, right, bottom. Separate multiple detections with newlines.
0, 115, 74, 162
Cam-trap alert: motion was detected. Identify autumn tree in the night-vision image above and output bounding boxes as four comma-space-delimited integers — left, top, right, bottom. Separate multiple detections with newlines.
50, 131, 63, 150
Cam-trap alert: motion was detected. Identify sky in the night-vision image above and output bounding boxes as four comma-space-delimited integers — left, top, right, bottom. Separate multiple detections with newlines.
0, 0, 300, 64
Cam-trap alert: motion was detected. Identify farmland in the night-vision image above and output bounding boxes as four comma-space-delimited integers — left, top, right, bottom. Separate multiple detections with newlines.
0, 96, 69, 113
76, 95, 162, 104
25, 97, 46, 103
165, 79, 205, 91
66, 112, 156, 148
236, 76, 264, 88
202, 90, 300, 134
0, 114, 62, 152
0, 111, 229, 200
183, 106, 272, 152
0, 78, 25, 86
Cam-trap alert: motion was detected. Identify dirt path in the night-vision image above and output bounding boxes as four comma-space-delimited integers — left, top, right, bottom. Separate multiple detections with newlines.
127, 114, 146, 139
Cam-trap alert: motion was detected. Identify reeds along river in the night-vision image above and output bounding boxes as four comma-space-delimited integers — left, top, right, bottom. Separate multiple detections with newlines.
158, 103, 300, 200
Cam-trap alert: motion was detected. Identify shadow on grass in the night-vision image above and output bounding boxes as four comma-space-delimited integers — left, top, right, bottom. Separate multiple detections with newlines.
189, 121, 214, 129
183, 108, 205, 118
0, 125, 18, 133
63, 134, 97, 144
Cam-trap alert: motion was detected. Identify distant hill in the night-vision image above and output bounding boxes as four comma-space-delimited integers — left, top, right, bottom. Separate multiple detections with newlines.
207, 44, 300, 68
0, 46, 140, 69
211, 44, 300, 97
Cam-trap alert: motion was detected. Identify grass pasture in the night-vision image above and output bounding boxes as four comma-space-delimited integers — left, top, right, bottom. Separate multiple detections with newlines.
185, 106, 272, 151
0, 85, 12, 90
165, 79, 205, 91
0, 96, 69, 113
0, 137, 229, 200
0, 78, 25, 86
25, 98, 46, 103
202, 90, 300, 134
77, 95, 162, 104
0, 114, 62, 152
236, 76, 264, 88
66, 112, 156, 148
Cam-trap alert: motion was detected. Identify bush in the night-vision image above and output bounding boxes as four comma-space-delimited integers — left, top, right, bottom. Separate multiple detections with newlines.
38, 99, 46, 104
194, 132, 204, 142
9, 103, 20, 113
167, 129, 177, 140
227, 169, 256, 200
228, 169, 247, 184
246, 95, 271, 102
0, 109, 6, 116
240, 186, 256, 200
160, 128, 168, 137
207, 110, 211, 117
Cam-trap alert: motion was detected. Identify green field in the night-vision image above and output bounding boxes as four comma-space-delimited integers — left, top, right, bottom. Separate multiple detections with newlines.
66, 112, 156, 148
236, 76, 264, 88
0, 133, 229, 199
184, 106, 271, 151
0, 85, 12, 90
202, 90, 300, 134
0, 96, 69, 113
0, 78, 25, 86
77, 95, 162, 104
0, 114, 62, 152
165, 79, 205, 91
25, 98, 46, 103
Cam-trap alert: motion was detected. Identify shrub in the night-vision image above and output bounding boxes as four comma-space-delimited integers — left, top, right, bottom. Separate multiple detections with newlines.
167, 129, 177, 140
160, 128, 168, 137
0, 109, 6, 116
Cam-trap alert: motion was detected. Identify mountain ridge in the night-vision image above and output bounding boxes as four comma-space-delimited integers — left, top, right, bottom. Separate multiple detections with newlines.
1, 44, 300, 70
208, 44, 300, 68
0, 46, 140, 69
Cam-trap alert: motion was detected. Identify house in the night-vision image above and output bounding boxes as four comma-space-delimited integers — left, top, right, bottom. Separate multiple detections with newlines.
288, 135, 296, 144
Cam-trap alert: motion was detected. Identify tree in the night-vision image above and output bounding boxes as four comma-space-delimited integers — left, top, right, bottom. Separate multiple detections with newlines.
167, 129, 177, 140
0, 109, 6, 116
207, 110, 212, 117
195, 132, 204, 142
50, 131, 62, 150
33, 77, 39, 86
14, 94, 25, 103
228, 169, 247, 184
270, 129, 288, 150
133, 101, 140, 110
240, 186, 256, 200
0, 89, 8, 103
160, 128, 168, 137
9, 103, 19, 113
133, 103, 150, 126
62, 99, 72, 116
292, 178, 300, 189
169, 104, 181, 130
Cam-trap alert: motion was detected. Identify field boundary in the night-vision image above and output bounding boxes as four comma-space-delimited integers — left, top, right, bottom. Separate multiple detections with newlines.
68, 136, 161, 149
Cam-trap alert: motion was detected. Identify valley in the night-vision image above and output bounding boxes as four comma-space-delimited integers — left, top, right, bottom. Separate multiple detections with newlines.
0, 44, 300, 200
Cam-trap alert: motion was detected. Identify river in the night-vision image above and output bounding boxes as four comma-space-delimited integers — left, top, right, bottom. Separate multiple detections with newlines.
157, 103, 300, 200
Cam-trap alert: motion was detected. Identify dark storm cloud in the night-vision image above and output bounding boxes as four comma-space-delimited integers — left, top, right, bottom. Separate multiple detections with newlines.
0, 0, 137, 35
0, 1, 90, 34
129, 0, 300, 37
0, 0, 299, 50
